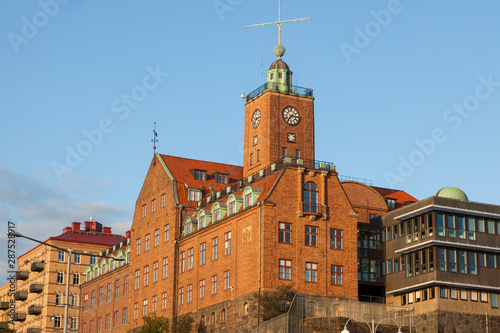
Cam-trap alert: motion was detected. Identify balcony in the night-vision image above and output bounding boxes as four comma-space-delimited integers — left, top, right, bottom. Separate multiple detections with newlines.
246, 82, 313, 102
28, 305, 42, 315
14, 291, 28, 301
29, 283, 43, 293
14, 312, 26, 321
0, 302, 8, 310
16, 270, 29, 280
27, 329, 41, 333
31, 261, 45, 272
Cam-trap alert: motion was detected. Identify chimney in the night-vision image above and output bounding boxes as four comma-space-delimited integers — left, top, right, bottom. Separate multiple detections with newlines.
72, 222, 81, 231
125, 230, 131, 238
63, 227, 71, 233
102, 227, 112, 234
84, 221, 92, 231
91, 221, 103, 233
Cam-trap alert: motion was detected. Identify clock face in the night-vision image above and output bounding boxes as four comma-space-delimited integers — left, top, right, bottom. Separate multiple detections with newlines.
282, 106, 300, 126
251, 110, 261, 129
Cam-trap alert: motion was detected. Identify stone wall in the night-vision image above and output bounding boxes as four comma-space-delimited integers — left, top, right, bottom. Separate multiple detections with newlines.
415, 311, 500, 333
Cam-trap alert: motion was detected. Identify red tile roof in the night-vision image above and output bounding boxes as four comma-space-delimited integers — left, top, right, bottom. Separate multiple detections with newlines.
48, 230, 127, 247
371, 186, 418, 209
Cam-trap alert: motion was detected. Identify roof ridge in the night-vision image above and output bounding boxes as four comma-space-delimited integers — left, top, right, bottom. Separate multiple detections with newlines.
159, 154, 242, 169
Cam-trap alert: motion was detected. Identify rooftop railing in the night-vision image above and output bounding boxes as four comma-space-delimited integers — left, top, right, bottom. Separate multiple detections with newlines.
246, 82, 313, 102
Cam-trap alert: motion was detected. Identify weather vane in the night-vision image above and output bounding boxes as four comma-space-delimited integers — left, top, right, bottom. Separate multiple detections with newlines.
152, 122, 158, 154
245, 0, 313, 59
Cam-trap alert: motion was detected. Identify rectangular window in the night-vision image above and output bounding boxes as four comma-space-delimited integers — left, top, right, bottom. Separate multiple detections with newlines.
406, 253, 412, 277
427, 213, 433, 236
90, 255, 96, 265
492, 293, 499, 308
279, 223, 292, 244
448, 215, 456, 238
295, 149, 300, 159
199, 280, 205, 298
440, 287, 447, 298
164, 224, 170, 242
213, 209, 220, 222
152, 199, 156, 212
162, 292, 167, 310
437, 213, 445, 236
200, 243, 206, 265
188, 248, 194, 270
84, 294, 88, 311
142, 204, 146, 217
305, 262, 317, 282
225, 232, 231, 255
115, 280, 120, 299
331, 265, 343, 285
212, 275, 217, 294
187, 284, 193, 303
489, 254, 497, 268
250, 153, 253, 165
459, 250, 467, 274
145, 234, 150, 251
91, 291, 96, 309
179, 288, 184, 305
153, 261, 159, 282
55, 293, 62, 306
195, 171, 206, 181
469, 252, 477, 275
450, 288, 458, 299
212, 237, 218, 260
161, 193, 165, 207
224, 270, 231, 289
387, 260, 392, 274
449, 249, 457, 272
136, 238, 141, 255
179, 252, 186, 274
144, 265, 149, 286
394, 258, 399, 273
57, 271, 64, 284
107, 283, 112, 303
58, 250, 65, 262
124, 276, 129, 296
134, 303, 138, 319
123, 308, 128, 324
188, 189, 201, 202
245, 193, 252, 207
114, 311, 119, 327
135, 270, 140, 290
282, 147, 287, 158
481, 292, 488, 303
54, 316, 61, 328
457, 216, 466, 239
471, 290, 478, 301
468, 217, 476, 240
460, 289, 468, 300
438, 248, 447, 271
488, 219, 495, 234
279, 259, 292, 280
154, 229, 160, 247
143, 299, 148, 315
229, 201, 235, 215
479, 253, 487, 267
305, 226, 318, 246
330, 229, 343, 249
74, 253, 81, 264
106, 314, 110, 330
257, 149, 260, 162
478, 218, 485, 233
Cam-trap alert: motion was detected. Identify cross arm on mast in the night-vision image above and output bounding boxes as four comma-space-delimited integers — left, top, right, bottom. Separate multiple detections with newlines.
245, 17, 314, 29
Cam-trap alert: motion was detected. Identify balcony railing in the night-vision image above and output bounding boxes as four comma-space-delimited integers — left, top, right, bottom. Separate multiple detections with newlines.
14, 291, 28, 301
246, 82, 313, 102
14, 312, 26, 321
31, 261, 45, 272
16, 270, 29, 280
29, 284, 43, 293
28, 305, 42, 315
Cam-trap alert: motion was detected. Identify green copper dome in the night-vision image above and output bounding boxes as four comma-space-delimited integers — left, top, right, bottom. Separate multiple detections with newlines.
436, 187, 469, 201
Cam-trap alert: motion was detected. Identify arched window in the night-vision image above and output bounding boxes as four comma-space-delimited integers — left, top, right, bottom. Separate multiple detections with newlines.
303, 182, 318, 213
221, 309, 226, 322
210, 312, 216, 325
243, 302, 249, 316
200, 315, 206, 326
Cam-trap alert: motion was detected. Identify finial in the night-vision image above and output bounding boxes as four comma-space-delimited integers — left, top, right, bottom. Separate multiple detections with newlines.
90, 208, 94, 221
152, 122, 158, 154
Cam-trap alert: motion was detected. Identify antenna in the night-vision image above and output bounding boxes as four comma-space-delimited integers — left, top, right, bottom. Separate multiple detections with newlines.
90, 208, 94, 221
152, 122, 158, 154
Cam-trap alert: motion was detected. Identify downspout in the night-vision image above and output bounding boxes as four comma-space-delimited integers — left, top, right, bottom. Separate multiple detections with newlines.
257, 202, 262, 329
173, 204, 183, 327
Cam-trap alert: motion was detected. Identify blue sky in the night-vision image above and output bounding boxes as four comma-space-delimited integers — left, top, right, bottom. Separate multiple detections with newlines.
1, 1, 500, 276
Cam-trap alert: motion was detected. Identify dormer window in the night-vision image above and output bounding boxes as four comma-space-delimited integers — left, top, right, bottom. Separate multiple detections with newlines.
243, 186, 262, 209
195, 171, 206, 181
386, 198, 396, 209
229, 201, 235, 215
227, 194, 243, 215
188, 189, 202, 202
214, 209, 220, 222
211, 202, 226, 223
213, 173, 229, 184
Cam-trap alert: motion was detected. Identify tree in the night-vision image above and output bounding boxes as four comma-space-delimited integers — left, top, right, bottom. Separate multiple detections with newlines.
138, 313, 170, 333
252, 284, 296, 322
172, 315, 194, 333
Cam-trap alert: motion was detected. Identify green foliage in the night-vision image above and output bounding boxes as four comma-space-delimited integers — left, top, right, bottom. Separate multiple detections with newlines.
138, 313, 170, 333
172, 315, 194, 333
252, 284, 296, 322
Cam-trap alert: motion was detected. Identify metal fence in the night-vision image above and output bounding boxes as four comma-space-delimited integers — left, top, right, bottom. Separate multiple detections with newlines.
246, 83, 313, 102
253, 295, 412, 333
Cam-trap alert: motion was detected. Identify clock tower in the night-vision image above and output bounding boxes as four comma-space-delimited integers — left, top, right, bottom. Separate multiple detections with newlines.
243, 46, 315, 178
